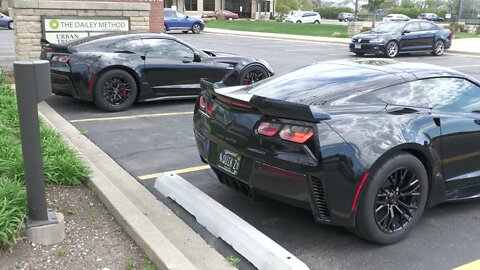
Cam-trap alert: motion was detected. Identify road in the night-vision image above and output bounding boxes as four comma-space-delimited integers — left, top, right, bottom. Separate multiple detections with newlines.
5, 31, 480, 269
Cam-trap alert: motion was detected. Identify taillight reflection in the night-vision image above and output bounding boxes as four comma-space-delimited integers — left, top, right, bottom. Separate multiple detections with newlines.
279, 125, 314, 143
199, 96, 207, 111
257, 122, 281, 136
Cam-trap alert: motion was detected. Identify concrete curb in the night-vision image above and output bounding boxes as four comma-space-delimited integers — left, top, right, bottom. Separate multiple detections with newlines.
37, 102, 235, 270
155, 173, 310, 270
203, 28, 480, 56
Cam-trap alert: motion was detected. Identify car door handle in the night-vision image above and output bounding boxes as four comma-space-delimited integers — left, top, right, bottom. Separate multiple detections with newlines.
182, 59, 192, 63
474, 119, 480, 125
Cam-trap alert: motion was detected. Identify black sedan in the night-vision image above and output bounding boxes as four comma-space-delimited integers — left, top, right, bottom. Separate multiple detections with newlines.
194, 59, 480, 244
40, 33, 273, 111
350, 20, 451, 57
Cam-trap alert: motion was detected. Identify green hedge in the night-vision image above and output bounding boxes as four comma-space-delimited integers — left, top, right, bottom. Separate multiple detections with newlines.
314, 7, 353, 20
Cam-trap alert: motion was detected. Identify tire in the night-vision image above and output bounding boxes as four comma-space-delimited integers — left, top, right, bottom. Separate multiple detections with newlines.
239, 65, 268, 85
8, 21, 14, 30
296, 20, 302, 23
352, 153, 428, 244
314, 20, 320, 24
384, 41, 399, 58
192, 23, 201, 34
93, 69, 137, 112
431, 40, 445, 56
164, 24, 169, 32
355, 52, 365, 56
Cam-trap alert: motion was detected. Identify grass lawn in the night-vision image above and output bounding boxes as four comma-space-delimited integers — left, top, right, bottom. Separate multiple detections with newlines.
206, 20, 349, 38
0, 70, 89, 248
455, 32, 480, 39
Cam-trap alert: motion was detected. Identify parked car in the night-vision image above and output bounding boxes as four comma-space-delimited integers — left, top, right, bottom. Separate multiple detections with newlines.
337, 12, 357, 22
164, 8, 205, 34
202, 10, 239, 20
417, 13, 445, 22
40, 33, 273, 111
0, 13, 14, 30
382, 14, 410, 22
194, 58, 480, 244
284, 11, 321, 24
350, 20, 451, 57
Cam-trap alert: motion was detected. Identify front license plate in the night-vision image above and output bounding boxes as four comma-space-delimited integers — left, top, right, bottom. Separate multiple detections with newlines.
217, 148, 242, 175
355, 43, 361, 49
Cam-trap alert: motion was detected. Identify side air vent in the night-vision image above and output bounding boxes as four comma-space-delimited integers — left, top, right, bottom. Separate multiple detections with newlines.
310, 177, 331, 221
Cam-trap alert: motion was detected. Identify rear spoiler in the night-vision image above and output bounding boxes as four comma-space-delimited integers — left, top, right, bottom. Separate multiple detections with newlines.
40, 39, 75, 54
200, 79, 330, 123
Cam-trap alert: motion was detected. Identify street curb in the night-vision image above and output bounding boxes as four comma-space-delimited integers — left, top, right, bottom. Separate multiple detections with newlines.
203, 28, 480, 56
155, 173, 310, 270
37, 102, 235, 270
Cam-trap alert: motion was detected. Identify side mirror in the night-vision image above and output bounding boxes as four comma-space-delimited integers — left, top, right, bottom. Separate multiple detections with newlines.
193, 52, 201, 63
402, 29, 411, 34
185, 15, 189, 19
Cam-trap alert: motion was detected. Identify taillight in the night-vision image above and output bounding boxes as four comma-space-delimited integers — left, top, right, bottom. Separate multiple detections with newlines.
206, 100, 213, 116
256, 122, 314, 144
198, 95, 213, 116
279, 125, 314, 143
51, 55, 69, 64
257, 122, 281, 136
199, 96, 207, 111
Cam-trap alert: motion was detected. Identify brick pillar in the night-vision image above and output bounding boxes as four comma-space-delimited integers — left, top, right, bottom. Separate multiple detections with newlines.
149, 1, 164, 33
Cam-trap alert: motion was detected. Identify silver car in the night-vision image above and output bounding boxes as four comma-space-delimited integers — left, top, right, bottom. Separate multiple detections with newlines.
0, 13, 14, 29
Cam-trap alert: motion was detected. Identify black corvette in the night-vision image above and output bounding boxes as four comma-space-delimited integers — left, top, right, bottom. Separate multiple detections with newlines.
194, 59, 480, 244
40, 33, 273, 111
350, 20, 452, 57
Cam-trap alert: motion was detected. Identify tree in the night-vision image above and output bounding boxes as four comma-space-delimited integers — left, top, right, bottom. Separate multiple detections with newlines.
276, 0, 301, 14
367, 0, 386, 27
400, 0, 415, 8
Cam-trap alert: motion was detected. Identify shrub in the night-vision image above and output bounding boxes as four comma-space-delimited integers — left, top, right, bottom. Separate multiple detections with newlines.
0, 178, 26, 247
387, 7, 447, 19
361, 26, 372, 32
314, 7, 353, 20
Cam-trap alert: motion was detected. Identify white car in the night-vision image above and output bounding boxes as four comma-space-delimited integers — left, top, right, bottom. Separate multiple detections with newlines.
285, 11, 321, 24
382, 14, 410, 22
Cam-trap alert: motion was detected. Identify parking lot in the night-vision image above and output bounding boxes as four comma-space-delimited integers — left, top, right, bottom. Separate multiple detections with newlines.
4, 31, 480, 269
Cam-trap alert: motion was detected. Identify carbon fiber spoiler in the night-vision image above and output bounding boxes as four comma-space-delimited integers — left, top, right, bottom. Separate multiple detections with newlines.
200, 79, 330, 123
40, 39, 75, 54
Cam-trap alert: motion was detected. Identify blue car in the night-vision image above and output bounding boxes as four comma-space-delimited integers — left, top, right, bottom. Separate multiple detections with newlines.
0, 13, 14, 30
164, 9, 205, 34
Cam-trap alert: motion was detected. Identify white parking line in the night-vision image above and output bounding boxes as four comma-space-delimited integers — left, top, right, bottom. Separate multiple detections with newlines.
138, 165, 211, 180
70, 111, 193, 123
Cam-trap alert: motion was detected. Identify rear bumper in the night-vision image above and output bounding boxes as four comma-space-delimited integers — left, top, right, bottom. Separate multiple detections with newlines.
349, 42, 386, 55
194, 124, 356, 227
51, 70, 77, 97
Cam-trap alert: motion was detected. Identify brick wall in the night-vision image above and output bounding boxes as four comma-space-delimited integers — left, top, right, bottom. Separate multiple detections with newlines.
10, 0, 152, 60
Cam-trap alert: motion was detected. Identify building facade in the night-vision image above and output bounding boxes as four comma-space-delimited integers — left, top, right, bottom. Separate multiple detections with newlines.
165, 0, 273, 19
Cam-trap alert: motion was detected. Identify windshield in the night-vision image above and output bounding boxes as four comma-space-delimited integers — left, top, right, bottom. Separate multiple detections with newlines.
372, 21, 406, 33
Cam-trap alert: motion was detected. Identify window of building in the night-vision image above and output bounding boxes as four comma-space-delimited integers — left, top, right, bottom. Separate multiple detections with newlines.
203, 0, 215, 11
185, 0, 197, 11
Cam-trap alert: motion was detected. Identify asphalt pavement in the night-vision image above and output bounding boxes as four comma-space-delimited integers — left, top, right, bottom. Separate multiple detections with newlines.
4, 31, 480, 269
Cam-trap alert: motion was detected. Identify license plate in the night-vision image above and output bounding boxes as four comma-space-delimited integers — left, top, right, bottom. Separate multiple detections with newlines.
217, 148, 242, 175
355, 43, 361, 49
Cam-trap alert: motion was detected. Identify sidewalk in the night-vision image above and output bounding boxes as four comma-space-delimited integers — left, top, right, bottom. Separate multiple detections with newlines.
204, 28, 480, 55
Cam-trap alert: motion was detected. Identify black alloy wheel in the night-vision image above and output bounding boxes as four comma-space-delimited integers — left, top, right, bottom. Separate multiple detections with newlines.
352, 153, 428, 244
239, 65, 268, 85
385, 41, 399, 58
374, 167, 422, 233
432, 40, 445, 56
192, 23, 201, 34
94, 69, 137, 112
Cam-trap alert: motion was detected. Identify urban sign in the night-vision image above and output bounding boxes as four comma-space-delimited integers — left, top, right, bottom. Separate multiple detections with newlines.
42, 17, 130, 44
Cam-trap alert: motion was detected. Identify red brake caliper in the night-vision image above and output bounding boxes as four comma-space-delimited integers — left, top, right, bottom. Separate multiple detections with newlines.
122, 85, 127, 97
